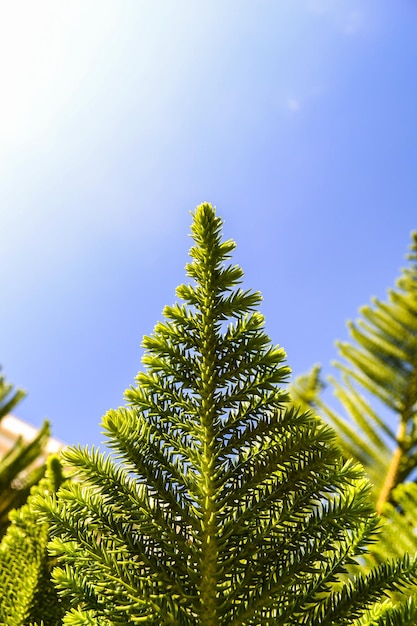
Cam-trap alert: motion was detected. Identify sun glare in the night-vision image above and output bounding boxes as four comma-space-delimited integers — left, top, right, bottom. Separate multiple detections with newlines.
0, 2, 118, 152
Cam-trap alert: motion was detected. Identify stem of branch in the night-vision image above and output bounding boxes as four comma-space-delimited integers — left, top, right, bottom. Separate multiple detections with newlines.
376, 421, 406, 515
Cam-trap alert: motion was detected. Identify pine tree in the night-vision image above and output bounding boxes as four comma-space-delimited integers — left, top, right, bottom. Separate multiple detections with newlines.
0, 455, 67, 625
290, 232, 417, 515
38, 205, 417, 625
289, 229, 417, 621
0, 369, 51, 537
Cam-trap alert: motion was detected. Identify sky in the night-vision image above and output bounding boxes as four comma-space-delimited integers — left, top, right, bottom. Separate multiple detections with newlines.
0, 0, 416, 448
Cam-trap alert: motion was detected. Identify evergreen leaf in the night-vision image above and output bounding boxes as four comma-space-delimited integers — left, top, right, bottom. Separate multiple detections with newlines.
38, 206, 417, 625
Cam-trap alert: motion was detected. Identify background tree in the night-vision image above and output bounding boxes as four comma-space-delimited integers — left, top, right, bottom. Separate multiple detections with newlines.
38, 204, 417, 625
0, 369, 51, 537
0, 455, 67, 625
290, 231, 417, 561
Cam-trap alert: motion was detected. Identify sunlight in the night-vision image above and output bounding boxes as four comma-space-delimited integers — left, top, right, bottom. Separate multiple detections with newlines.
0, 3, 72, 146
0, 1, 119, 151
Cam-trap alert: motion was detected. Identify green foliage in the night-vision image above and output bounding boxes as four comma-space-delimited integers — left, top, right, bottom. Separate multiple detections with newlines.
0, 369, 51, 537
356, 596, 417, 626
290, 231, 417, 619
33, 205, 417, 625
369, 482, 417, 563
0, 370, 25, 418
291, 232, 417, 514
0, 455, 67, 625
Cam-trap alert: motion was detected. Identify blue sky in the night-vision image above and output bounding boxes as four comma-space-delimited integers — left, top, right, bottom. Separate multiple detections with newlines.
1, 1, 416, 447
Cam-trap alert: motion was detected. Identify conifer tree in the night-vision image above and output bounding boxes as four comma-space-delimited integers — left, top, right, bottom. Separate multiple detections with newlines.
289, 230, 417, 624
0, 455, 67, 625
0, 369, 51, 537
39, 205, 417, 625
290, 232, 417, 515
